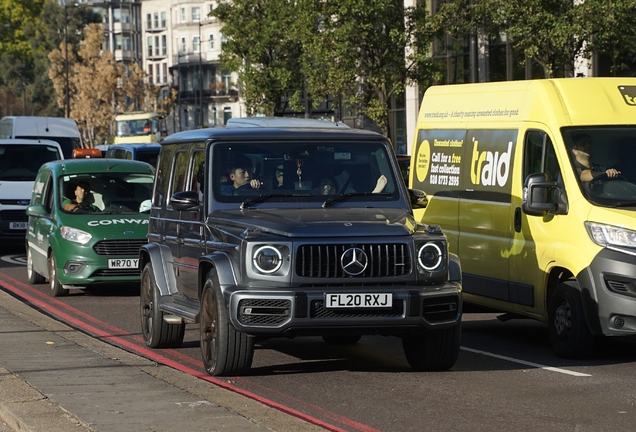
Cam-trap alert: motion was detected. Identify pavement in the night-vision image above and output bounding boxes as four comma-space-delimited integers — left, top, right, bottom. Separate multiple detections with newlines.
0, 289, 326, 432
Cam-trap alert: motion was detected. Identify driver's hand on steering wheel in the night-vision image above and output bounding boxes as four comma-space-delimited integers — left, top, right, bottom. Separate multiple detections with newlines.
249, 179, 262, 189
605, 168, 621, 178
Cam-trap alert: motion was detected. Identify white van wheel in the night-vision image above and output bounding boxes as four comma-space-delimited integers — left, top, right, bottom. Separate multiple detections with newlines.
548, 281, 595, 359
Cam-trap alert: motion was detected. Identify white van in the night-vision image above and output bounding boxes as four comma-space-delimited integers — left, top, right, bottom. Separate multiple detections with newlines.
0, 116, 83, 159
0, 139, 64, 241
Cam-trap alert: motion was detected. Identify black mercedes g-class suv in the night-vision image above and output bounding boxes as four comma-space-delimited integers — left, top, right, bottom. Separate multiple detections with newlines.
139, 117, 462, 376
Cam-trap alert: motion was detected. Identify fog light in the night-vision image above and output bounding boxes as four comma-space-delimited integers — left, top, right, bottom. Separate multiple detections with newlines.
614, 316, 625, 329
64, 262, 85, 274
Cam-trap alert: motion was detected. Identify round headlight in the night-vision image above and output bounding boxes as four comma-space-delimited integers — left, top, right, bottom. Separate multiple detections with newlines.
253, 245, 283, 274
418, 242, 442, 271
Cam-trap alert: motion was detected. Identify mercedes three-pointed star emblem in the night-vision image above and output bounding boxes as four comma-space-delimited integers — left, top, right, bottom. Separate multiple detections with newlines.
340, 247, 368, 276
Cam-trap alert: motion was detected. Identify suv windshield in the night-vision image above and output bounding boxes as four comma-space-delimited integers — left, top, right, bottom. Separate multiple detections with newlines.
0, 144, 61, 181
563, 127, 636, 207
60, 172, 154, 214
213, 141, 399, 205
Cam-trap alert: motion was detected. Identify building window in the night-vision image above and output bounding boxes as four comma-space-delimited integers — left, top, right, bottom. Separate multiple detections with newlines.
115, 35, 122, 50
223, 107, 232, 125
180, 72, 187, 90
163, 63, 168, 84
192, 7, 200, 22
113, 9, 121, 23
147, 36, 153, 57
153, 13, 159, 28
148, 65, 153, 84
161, 35, 167, 55
180, 37, 186, 53
161, 11, 166, 27
155, 36, 160, 56
222, 70, 231, 88
180, 7, 185, 23
208, 34, 214, 50
122, 36, 131, 51
155, 64, 160, 84
121, 9, 131, 24
183, 108, 189, 128
193, 36, 200, 53
146, 13, 151, 29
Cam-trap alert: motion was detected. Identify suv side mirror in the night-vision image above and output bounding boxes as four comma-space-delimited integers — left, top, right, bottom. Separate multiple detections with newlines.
408, 189, 428, 209
522, 173, 558, 216
170, 191, 200, 211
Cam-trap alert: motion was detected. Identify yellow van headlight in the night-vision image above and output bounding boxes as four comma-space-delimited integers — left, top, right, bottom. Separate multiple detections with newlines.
585, 222, 636, 248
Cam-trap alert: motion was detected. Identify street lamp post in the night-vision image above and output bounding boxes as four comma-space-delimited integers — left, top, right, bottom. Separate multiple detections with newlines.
64, 1, 69, 117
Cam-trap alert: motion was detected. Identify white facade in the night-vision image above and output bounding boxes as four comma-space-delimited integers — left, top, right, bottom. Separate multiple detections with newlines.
141, 0, 243, 134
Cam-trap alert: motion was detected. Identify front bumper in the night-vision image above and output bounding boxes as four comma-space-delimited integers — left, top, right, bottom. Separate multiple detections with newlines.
227, 283, 462, 336
578, 246, 636, 336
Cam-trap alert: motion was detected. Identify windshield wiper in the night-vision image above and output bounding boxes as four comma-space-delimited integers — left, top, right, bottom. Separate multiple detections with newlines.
322, 192, 391, 208
613, 201, 636, 208
240, 193, 313, 209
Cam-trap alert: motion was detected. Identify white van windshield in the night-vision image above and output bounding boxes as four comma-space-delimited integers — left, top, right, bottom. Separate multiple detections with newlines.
563, 127, 636, 206
0, 144, 61, 181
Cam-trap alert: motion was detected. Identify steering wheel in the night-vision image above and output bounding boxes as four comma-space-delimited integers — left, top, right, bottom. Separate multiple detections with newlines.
233, 184, 259, 196
589, 172, 628, 193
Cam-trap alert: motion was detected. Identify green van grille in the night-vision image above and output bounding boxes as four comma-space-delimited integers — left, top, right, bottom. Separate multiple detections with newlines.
93, 239, 147, 256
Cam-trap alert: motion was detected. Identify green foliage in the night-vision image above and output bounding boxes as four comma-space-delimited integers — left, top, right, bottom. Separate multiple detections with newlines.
214, 0, 437, 136
211, 0, 304, 116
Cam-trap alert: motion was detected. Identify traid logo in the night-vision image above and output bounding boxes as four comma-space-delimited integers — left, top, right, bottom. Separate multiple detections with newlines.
470, 138, 513, 187
618, 86, 636, 106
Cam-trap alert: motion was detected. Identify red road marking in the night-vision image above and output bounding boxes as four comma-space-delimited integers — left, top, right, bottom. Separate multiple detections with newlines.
0, 273, 380, 432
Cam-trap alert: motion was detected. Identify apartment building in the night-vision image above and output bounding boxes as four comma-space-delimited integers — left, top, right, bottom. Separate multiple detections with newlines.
142, 0, 242, 134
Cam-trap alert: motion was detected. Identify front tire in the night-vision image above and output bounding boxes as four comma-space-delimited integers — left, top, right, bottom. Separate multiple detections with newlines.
48, 252, 68, 297
402, 323, 461, 371
200, 271, 254, 376
548, 281, 595, 359
140, 262, 185, 348
27, 246, 45, 284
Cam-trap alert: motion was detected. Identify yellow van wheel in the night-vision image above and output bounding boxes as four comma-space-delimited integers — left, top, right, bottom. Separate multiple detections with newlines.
548, 281, 595, 359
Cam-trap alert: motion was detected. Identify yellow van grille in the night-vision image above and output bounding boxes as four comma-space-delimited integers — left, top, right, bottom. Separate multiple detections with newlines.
296, 243, 411, 278
93, 239, 147, 256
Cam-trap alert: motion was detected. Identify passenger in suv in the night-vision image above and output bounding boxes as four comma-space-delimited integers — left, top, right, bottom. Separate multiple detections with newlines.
140, 117, 462, 376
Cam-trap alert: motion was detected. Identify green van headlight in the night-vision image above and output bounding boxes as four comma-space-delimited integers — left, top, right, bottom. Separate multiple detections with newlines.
585, 222, 636, 247
60, 226, 92, 245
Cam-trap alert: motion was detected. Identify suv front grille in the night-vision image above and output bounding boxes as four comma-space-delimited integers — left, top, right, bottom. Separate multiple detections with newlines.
422, 295, 460, 323
237, 299, 291, 326
311, 300, 404, 318
296, 243, 411, 278
93, 239, 147, 256
0, 210, 27, 222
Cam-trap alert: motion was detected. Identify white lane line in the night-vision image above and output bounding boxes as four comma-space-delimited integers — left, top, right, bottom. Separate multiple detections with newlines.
461, 347, 592, 377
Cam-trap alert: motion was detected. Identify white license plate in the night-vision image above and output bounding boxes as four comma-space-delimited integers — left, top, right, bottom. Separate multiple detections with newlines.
108, 258, 139, 269
325, 293, 393, 309
9, 222, 27, 230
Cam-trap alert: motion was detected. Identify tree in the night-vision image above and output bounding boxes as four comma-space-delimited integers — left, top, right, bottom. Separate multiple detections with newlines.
296, 0, 438, 135
576, 0, 636, 76
211, 0, 304, 116
0, 0, 46, 115
50, 23, 122, 146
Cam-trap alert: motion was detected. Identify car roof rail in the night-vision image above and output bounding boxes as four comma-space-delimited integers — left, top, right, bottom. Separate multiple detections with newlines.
226, 117, 350, 129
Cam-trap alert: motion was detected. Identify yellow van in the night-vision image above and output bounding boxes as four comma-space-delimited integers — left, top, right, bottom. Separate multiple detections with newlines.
411, 78, 636, 358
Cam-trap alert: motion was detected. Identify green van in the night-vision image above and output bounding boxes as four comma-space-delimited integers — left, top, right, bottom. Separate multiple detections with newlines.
25, 158, 155, 296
